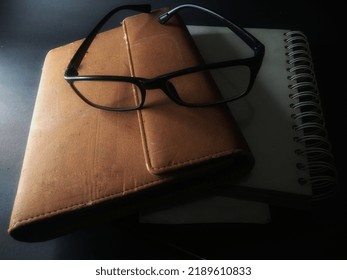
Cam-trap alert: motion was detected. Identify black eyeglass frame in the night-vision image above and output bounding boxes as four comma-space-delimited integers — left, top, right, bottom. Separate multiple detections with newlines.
64, 4, 265, 111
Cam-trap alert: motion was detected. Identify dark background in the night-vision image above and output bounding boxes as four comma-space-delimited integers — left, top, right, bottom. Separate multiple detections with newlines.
0, 0, 346, 259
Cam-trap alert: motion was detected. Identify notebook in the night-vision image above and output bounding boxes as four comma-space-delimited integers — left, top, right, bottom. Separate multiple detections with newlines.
223, 27, 337, 204
141, 26, 338, 225
8, 11, 256, 241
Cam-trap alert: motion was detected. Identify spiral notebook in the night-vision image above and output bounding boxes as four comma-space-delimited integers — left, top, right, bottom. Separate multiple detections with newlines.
141, 27, 338, 222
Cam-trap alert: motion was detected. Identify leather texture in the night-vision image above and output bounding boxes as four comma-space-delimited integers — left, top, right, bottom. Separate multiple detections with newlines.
124, 11, 249, 175
8, 10, 253, 241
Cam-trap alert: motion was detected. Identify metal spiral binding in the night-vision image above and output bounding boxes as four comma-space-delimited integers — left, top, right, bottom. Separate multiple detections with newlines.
285, 31, 338, 200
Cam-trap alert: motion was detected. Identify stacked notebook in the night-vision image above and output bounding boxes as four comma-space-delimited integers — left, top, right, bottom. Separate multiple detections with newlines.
9, 9, 337, 241
192, 26, 337, 203
141, 25, 338, 223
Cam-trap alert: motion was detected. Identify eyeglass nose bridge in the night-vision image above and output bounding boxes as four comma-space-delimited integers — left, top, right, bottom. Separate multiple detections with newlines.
140, 78, 181, 103
140, 78, 165, 90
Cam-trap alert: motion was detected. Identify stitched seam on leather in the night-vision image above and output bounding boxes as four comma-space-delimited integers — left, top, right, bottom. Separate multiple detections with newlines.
123, 20, 142, 112
10, 178, 167, 229
151, 148, 243, 171
123, 18, 155, 171
11, 147, 242, 228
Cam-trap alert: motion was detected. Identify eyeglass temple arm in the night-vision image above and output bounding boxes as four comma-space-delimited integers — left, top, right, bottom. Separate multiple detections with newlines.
65, 4, 151, 76
158, 4, 264, 55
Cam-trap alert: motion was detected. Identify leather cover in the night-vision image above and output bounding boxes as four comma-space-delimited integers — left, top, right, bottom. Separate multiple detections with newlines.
8, 10, 253, 241
123, 11, 248, 175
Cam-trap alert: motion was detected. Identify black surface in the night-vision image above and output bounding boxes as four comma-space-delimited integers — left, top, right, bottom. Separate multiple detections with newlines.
1, 0, 346, 259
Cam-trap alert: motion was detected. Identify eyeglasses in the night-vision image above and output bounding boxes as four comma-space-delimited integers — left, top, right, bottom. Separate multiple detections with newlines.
64, 4, 265, 111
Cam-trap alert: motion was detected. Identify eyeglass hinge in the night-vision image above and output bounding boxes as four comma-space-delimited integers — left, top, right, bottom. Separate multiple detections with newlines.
64, 67, 79, 77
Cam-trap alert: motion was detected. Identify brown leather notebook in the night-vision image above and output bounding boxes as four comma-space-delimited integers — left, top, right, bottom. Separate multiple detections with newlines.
9, 10, 253, 241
